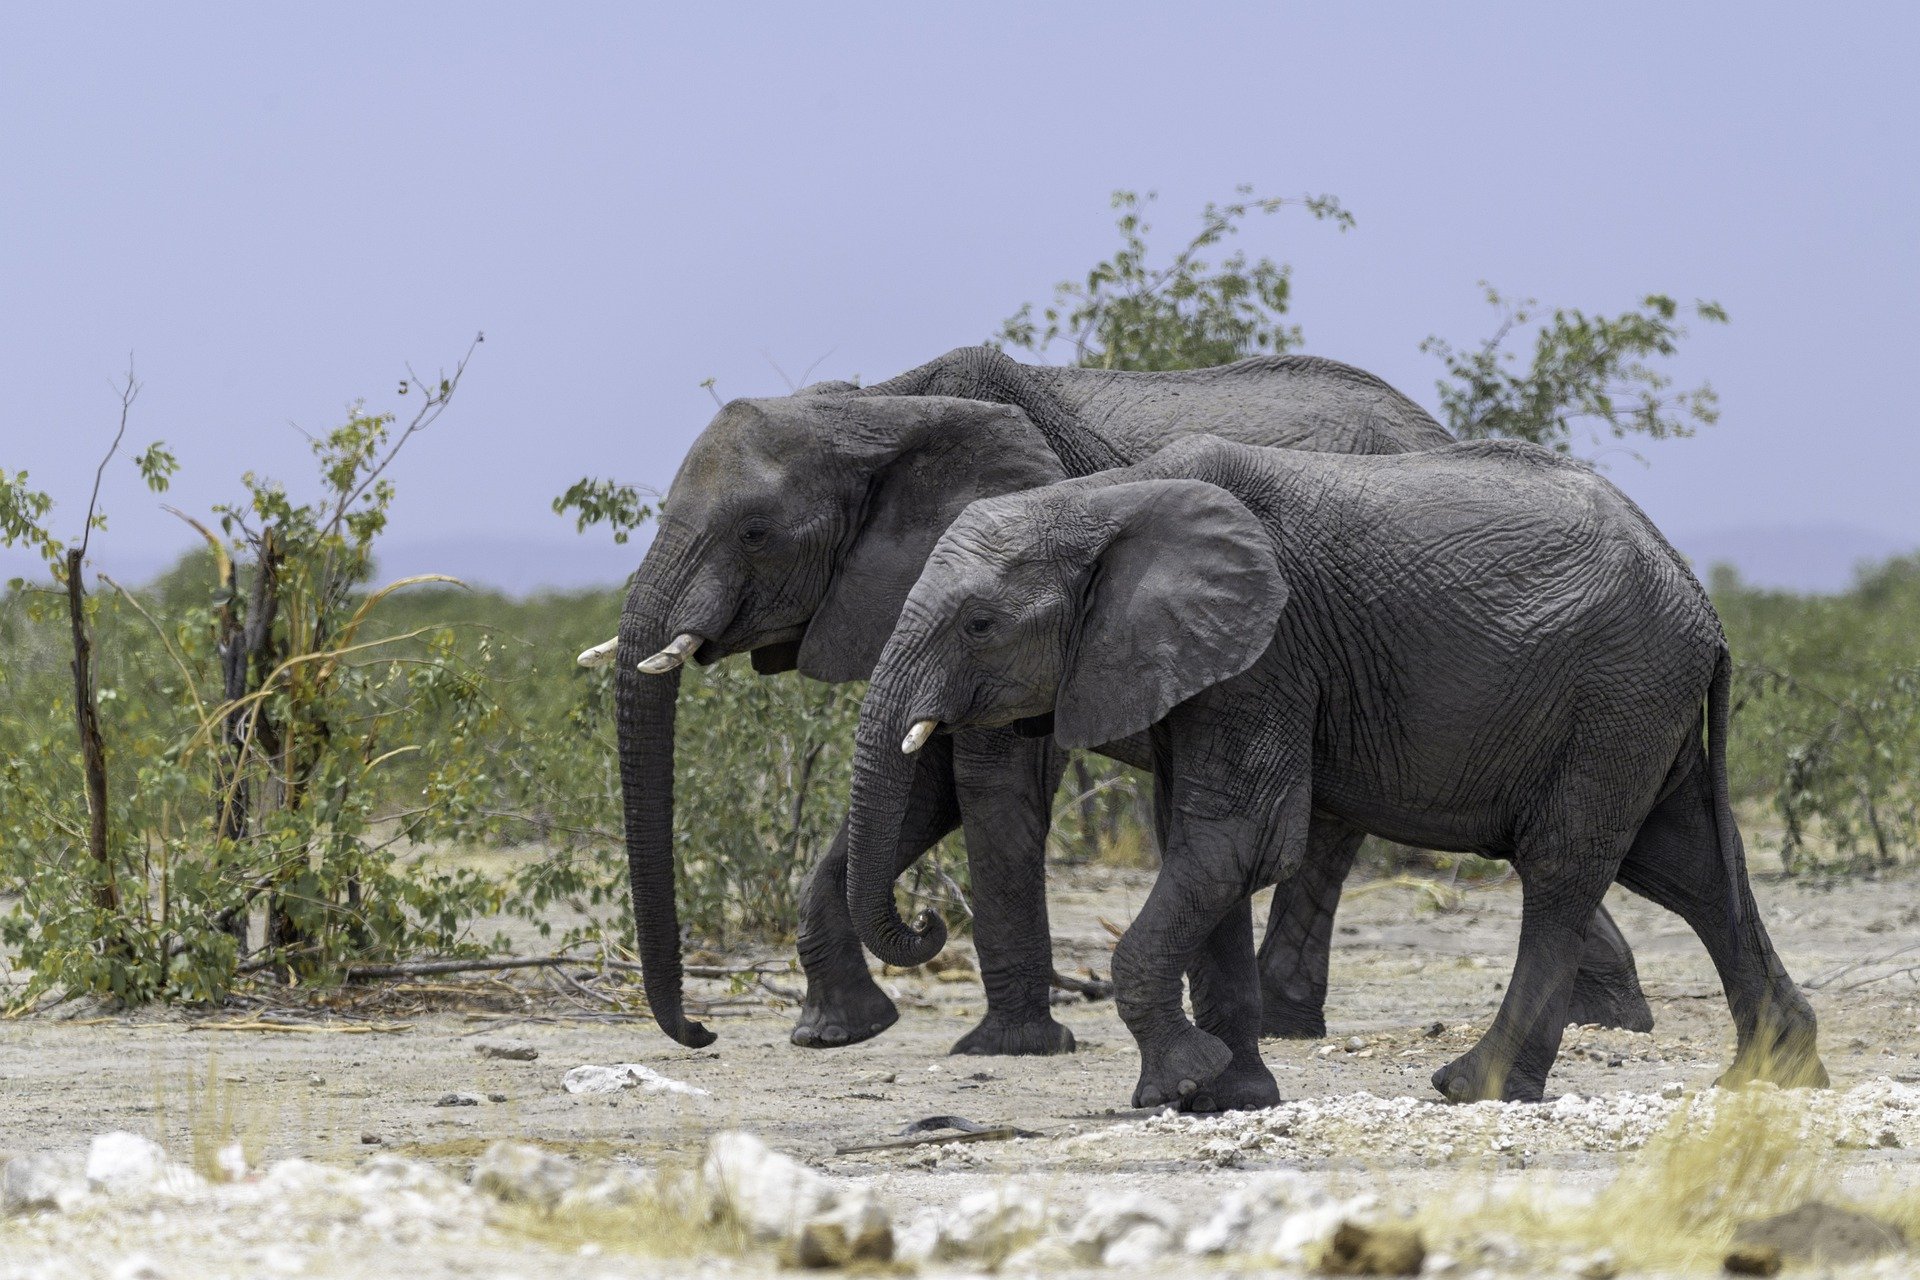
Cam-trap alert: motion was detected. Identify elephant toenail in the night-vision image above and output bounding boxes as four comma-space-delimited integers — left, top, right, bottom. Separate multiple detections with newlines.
1178, 1078, 1197, 1096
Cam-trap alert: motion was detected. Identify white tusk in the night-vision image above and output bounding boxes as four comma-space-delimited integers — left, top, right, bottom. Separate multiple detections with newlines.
901, 719, 939, 755
637, 633, 702, 675
576, 637, 620, 669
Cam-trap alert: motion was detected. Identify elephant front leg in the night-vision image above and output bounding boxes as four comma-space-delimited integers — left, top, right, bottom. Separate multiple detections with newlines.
792, 742, 960, 1049
1112, 858, 1244, 1107
1185, 896, 1280, 1112
948, 730, 1076, 1056
1257, 819, 1365, 1039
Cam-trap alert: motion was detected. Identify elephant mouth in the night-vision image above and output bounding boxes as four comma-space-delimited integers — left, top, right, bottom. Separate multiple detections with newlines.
696, 623, 806, 666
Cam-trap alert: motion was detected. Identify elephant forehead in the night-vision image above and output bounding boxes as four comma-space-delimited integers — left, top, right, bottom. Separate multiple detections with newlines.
947, 495, 1089, 560
919, 540, 1074, 616
671, 402, 830, 501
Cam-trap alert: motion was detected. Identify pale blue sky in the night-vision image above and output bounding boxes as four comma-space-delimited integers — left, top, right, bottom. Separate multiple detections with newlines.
3, 3, 1915, 591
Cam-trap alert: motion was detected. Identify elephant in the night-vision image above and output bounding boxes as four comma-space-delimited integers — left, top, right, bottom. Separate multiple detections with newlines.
598, 344, 1650, 1055
842, 432, 1827, 1107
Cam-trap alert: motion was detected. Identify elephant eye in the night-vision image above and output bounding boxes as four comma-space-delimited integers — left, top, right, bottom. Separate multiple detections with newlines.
738, 517, 774, 551
961, 611, 999, 640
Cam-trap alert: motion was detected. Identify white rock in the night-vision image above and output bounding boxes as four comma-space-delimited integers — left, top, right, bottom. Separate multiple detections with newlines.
85, 1133, 202, 1197
109, 1255, 165, 1280
554, 1163, 659, 1214
1068, 1191, 1178, 1266
1563, 1247, 1619, 1278
702, 1132, 835, 1238
563, 1063, 709, 1097
253, 1244, 309, 1275
213, 1142, 248, 1183
247, 1158, 347, 1199
1186, 1170, 1323, 1254
86, 1132, 165, 1186
787, 1183, 894, 1267
701, 1132, 891, 1265
472, 1141, 576, 1209
3, 1153, 86, 1216
1263, 1199, 1368, 1266
933, 1182, 1054, 1260
350, 1153, 462, 1198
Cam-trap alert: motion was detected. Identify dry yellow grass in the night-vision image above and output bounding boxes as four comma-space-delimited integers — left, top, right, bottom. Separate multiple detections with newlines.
1424, 1086, 1835, 1272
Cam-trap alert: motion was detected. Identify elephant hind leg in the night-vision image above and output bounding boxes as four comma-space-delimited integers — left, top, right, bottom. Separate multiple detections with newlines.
1565, 902, 1655, 1033
1433, 749, 1655, 1106
1431, 839, 1623, 1104
1256, 819, 1364, 1040
1613, 749, 1826, 1089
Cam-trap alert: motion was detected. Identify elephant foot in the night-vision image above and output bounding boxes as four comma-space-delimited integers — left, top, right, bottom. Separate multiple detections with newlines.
1431, 1049, 1547, 1104
950, 1012, 1076, 1057
1716, 1021, 1830, 1091
1131, 1024, 1234, 1109
1565, 970, 1655, 1034
790, 976, 898, 1049
1181, 1057, 1280, 1113
1258, 997, 1327, 1041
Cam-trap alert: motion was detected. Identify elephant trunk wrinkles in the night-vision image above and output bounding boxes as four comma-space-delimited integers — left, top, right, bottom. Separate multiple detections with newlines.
614, 547, 715, 1048
845, 670, 947, 968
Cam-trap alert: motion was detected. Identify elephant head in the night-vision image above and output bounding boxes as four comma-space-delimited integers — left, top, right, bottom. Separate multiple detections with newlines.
607, 392, 1064, 1046
845, 476, 1289, 968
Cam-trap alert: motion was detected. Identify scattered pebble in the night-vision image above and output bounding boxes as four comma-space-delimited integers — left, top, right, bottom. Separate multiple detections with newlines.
561, 1063, 708, 1097
474, 1040, 538, 1062
435, 1092, 485, 1107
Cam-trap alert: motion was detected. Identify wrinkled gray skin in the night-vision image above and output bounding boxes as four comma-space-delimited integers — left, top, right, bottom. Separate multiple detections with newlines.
614, 346, 1648, 1054
845, 434, 1827, 1107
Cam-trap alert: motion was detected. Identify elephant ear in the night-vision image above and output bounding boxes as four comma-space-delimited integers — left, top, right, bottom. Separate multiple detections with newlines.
1054, 479, 1288, 749
798, 397, 1066, 682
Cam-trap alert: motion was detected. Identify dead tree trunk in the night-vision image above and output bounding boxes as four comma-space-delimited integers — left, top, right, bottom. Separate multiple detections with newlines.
65, 548, 119, 921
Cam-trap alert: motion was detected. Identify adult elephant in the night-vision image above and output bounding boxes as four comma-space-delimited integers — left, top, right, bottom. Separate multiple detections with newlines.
601, 345, 1651, 1052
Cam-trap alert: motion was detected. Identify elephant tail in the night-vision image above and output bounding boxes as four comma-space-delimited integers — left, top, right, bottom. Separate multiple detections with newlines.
1707, 646, 1744, 942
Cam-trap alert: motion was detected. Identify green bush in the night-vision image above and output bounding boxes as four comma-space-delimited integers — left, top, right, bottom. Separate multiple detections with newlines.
1715, 559, 1920, 872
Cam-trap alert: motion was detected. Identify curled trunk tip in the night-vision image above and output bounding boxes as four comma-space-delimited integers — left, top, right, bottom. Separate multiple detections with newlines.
868, 907, 948, 969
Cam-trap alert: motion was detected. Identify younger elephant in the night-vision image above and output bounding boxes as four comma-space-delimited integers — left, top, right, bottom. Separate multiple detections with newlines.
845, 435, 1826, 1108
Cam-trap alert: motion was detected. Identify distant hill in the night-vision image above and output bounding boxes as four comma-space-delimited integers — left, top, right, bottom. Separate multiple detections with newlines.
1670, 524, 1919, 594
8, 523, 1916, 599
369, 534, 647, 597
384, 524, 1920, 597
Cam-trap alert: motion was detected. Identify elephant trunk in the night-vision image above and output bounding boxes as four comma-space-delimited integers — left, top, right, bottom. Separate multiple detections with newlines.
845, 668, 948, 969
614, 546, 716, 1048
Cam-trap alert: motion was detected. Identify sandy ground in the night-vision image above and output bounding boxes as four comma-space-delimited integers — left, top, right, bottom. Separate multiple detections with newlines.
3, 865, 1919, 1277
